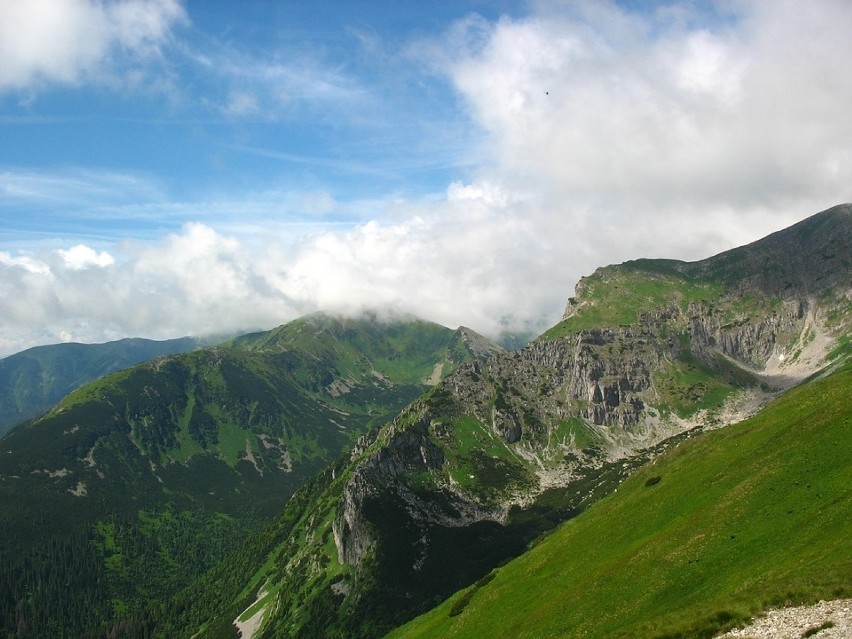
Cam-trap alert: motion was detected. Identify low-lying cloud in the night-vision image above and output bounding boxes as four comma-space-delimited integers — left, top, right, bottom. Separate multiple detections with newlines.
1, 1, 851, 355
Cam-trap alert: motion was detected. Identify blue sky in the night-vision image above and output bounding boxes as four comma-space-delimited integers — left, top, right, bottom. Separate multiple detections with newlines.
1, 0, 851, 354
1, 1, 509, 244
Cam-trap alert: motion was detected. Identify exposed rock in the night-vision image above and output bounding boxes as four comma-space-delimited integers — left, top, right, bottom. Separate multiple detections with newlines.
247, 205, 852, 639
717, 599, 852, 639
329, 207, 852, 581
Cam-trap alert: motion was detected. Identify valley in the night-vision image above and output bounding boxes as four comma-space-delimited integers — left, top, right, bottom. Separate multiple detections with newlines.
0, 204, 849, 639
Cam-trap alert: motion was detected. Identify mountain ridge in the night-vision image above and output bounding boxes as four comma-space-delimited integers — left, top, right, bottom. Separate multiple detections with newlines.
0, 336, 208, 437
0, 314, 501, 638
168, 204, 851, 639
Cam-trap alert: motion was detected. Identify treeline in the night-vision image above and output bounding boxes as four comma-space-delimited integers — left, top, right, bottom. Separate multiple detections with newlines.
0, 530, 110, 638
0, 508, 263, 639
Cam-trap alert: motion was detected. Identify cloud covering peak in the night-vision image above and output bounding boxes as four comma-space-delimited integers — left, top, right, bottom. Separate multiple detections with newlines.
1, 1, 851, 355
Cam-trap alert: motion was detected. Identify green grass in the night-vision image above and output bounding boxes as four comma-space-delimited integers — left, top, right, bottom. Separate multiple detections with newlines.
437, 415, 534, 498
552, 417, 607, 451
540, 265, 725, 340
171, 389, 203, 463
653, 348, 755, 418
214, 421, 251, 466
387, 362, 852, 639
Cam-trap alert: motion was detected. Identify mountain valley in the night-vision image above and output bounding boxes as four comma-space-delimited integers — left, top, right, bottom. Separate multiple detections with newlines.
0, 204, 849, 639
0, 314, 497, 637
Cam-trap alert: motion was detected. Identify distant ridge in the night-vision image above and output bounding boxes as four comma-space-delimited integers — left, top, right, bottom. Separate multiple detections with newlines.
0, 336, 204, 437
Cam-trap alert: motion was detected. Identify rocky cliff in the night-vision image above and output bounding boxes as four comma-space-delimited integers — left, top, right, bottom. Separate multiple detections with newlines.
175, 205, 852, 639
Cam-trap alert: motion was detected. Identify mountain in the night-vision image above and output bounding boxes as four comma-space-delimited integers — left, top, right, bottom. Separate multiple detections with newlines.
0, 336, 207, 437
388, 358, 852, 639
163, 205, 850, 638
0, 314, 499, 638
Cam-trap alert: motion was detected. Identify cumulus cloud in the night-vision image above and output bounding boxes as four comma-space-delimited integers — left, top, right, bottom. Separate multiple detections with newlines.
57, 245, 115, 270
442, 0, 852, 236
2, 1, 851, 355
0, 225, 297, 354
0, 210, 561, 354
0, 0, 187, 92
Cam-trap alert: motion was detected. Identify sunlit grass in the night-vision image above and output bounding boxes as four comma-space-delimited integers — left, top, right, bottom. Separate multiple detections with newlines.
388, 362, 852, 639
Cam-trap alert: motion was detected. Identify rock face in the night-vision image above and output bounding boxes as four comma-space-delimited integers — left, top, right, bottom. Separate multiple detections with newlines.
318, 205, 852, 635
334, 414, 446, 565
686, 298, 808, 367
180, 205, 852, 639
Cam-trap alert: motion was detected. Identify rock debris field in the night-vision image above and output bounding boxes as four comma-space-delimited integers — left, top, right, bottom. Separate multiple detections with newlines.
716, 599, 852, 639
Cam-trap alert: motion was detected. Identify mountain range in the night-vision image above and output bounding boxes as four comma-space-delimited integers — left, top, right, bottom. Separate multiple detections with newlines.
0, 314, 499, 637
0, 336, 207, 437
0, 203, 849, 639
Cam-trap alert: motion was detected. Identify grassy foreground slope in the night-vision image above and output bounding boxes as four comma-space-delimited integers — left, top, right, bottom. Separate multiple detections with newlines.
388, 362, 851, 639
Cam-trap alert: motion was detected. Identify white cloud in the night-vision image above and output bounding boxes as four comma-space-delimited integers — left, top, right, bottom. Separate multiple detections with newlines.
398, 0, 852, 289
0, 251, 52, 276
198, 47, 369, 121
0, 168, 162, 205
0, 210, 561, 355
1, 1, 851, 356
443, 0, 852, 213
446, 180, 513, 207
57, 245, 115, 270
0, 0, 187, 92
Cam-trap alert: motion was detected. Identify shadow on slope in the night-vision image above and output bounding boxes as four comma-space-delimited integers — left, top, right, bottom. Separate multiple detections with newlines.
389, 361, 852, 639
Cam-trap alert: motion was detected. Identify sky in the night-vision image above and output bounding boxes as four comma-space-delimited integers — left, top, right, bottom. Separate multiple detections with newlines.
1, 0, 851, 355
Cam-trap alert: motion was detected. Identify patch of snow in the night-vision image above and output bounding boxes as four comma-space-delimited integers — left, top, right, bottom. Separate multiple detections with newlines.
233, 584, 270, 639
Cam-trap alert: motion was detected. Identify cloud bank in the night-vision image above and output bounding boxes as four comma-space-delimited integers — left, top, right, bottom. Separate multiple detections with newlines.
1, 1, 851, 355
0, 0, 186, 92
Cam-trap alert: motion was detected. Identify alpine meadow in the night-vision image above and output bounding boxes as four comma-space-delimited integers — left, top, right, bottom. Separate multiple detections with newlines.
0, 205, 849, 638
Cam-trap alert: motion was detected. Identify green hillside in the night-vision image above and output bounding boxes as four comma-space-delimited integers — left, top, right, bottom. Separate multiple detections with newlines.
0, 314, 492, 639
388, 361, 852, 639
0, 336, 204, 437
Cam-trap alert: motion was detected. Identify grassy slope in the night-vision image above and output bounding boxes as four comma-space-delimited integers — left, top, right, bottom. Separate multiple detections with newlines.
0, 317, 474, 638
0, 336, 202, 437
230, 313, 458, 386
540, 263, 725, 339
388, 362, 851, 639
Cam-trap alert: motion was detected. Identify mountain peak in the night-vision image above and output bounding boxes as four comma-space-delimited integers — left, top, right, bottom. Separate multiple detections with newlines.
687, 203, 852, 297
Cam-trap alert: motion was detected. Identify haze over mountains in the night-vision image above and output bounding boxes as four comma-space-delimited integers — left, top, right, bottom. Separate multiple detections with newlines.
0, 204, 849, 639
